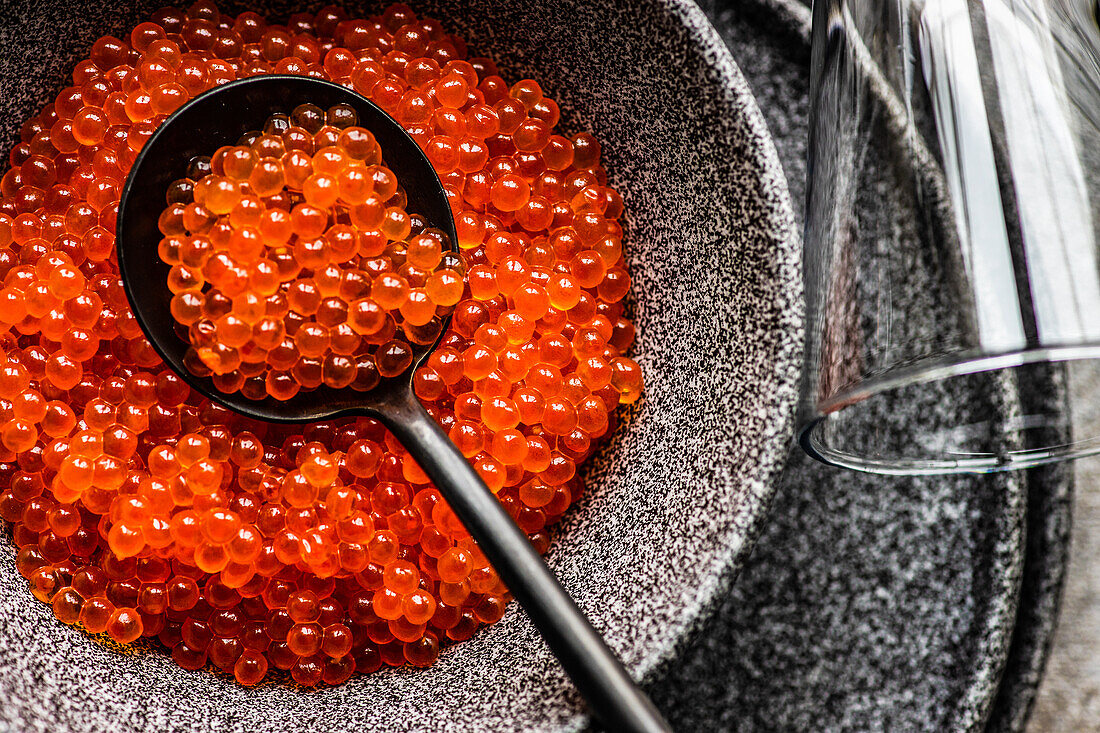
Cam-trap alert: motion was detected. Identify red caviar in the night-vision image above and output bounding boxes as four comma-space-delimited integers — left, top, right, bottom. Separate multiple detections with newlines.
0, 0, 643, 688
162, 105, 461, 399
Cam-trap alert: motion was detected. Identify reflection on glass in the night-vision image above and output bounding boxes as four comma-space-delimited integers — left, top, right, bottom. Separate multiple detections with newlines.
802, 0, 1100, 473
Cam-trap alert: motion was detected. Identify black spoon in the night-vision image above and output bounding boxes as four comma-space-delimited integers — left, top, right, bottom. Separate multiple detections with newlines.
116, 75, 670, 733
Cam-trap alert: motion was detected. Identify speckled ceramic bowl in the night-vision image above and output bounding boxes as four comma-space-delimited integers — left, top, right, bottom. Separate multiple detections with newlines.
0, 1, 802, 731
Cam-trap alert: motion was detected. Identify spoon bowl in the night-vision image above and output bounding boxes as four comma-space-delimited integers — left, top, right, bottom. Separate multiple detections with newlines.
117, 74, 456, 423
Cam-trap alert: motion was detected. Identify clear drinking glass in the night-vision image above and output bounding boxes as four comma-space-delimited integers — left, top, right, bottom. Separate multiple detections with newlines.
802, 0, 1100, 473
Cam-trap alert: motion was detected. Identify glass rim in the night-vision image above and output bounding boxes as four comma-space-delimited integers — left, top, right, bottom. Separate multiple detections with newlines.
799, 343, 1100, 475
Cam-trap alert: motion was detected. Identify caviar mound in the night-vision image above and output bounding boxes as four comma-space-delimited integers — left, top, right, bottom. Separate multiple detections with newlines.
0, 0, 644, 687
162, 103, 464, 401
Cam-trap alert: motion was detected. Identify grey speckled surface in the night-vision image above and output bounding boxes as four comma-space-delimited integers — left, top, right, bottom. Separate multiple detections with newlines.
640, 3, 1071, 733
995, 456, 1071, 733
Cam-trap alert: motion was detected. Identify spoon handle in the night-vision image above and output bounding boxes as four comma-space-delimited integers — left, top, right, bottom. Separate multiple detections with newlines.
378, 389, 672, 733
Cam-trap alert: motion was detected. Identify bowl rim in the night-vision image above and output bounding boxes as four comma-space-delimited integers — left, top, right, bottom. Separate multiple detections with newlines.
616, 0, 804, 696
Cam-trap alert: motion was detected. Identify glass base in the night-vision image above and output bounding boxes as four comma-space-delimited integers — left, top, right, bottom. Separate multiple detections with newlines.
800, 345, 1100, 474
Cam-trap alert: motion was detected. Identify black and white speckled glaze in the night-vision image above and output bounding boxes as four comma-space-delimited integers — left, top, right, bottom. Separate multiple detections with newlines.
644, 5, 1020, 730
986, 459, 1072, 733
639, 3, 1071, 732
0, 1, 803, 732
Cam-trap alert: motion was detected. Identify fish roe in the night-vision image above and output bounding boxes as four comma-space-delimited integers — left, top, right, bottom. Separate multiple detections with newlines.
0, 0, 643, 688
161, 105, 460, 400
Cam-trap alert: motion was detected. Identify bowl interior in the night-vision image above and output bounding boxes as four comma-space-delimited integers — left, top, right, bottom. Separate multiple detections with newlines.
0, 1, 802, 731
